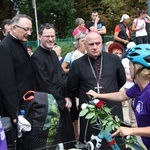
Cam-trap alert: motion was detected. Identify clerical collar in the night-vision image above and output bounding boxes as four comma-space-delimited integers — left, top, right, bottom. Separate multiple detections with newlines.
88, 54, 101, 61
10, 33, 18, 40
40, 44, 52, 51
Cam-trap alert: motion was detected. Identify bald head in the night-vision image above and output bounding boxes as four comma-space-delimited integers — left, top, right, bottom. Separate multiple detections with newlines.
84, 31, 102, 43
84, 31, 103, 58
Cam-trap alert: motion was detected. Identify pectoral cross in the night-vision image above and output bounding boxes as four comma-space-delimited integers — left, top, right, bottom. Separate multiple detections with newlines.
94, 83, 103, 93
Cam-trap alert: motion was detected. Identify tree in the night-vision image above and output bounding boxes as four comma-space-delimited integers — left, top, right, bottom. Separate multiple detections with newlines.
35, 0, 76, 38
75, 0, 147, 35
0, 0, 15, 39
0, 0, 147, 40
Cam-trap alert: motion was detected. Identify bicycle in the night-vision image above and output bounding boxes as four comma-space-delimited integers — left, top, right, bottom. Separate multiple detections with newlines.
77, 99, 145, 150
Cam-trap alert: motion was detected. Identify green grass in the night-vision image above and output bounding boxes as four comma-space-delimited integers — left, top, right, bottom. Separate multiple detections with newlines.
58, 41, 74, 57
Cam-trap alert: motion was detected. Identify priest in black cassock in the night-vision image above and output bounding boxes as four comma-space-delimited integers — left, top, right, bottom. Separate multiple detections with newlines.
67, 31, 126, 149
0, 14, 36, 146
31, 23, 75, 149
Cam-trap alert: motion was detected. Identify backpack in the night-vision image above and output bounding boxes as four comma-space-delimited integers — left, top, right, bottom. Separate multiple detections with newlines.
19, 90, 60, 150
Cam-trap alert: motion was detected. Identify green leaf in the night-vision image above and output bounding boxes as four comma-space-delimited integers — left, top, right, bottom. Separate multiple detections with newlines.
85, 112, 95, 119
101, 120, 108, 126
87, 104, 95, 109
112, 124, 119, 131
111, 124, 117, 131
114, 115, 121, 123
90, 114, 98, 124
104, 107, 111, 113
107, 121, 113, 126
79, 109, 88, 117
105, 125, 112, 132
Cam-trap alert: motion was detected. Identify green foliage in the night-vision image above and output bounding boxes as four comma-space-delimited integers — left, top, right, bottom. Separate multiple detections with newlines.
75, 0, 148, 34
0, 0, 16, 39
58, 41, 74, 57
79, 108, 88, 117
36, 0, 76, 38
0, 0, 148, 40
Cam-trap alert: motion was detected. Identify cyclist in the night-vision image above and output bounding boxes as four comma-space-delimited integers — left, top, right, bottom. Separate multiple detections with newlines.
86, 44, 150, 150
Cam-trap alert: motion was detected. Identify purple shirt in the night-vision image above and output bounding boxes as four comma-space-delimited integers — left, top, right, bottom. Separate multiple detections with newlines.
0, 119, 7, 150
126, 83, 150, 149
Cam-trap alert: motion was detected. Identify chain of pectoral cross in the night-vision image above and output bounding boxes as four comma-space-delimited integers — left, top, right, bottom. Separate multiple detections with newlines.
88, 55, 104, 94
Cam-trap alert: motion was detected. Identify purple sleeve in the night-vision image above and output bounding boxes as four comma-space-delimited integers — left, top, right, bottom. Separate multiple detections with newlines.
146, 91, 150, 113
126, 84, 140, 98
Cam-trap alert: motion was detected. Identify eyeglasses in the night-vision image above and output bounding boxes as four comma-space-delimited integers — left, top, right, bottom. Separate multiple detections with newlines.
41, 35, 55, 39
16, 25, 33, 33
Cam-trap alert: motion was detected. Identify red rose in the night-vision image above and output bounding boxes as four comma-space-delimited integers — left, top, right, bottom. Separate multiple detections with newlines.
95, 100, 105, 109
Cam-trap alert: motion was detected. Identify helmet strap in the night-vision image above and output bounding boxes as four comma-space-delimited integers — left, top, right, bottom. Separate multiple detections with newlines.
133, 64, 145, 81
135, 66, 146, 75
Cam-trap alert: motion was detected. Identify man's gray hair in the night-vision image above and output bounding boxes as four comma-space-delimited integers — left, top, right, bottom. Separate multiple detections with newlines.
10, 14, 32, 26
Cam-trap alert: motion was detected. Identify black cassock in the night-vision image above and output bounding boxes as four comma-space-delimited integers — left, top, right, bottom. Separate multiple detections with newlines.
31, 46, 75, 148
0, 34, 36, 119
68, 52, 126, 149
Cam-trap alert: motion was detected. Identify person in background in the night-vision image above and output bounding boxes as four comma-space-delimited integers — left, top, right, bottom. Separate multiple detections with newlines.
71, 32, 86, 62
61, 51, 74, 74
132, 8, 150, 45
67, 31, 126, 149
72, 18, 88, 38
27, 45, 33, 56
0, 18, 11, 124
70, 32, 86, 141
108, 42, 124, 59
53, 45, 64, 65
104, 41, 114, 52
108, 42, 124, 106
1, 19, 11, 36
121, 42, 137, 127
114, 14, 131, 55
87, 44, 150, 150
88, 10, 106, 43
31, 23, 75, 149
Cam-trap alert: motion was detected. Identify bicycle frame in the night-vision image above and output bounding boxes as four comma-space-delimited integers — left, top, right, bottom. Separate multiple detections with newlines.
88, 130, 144, 150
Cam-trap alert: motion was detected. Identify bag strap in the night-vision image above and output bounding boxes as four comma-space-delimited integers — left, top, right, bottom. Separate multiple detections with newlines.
23, 90, 35, 101
135, 18, 146, 28
22, 91, 36, 119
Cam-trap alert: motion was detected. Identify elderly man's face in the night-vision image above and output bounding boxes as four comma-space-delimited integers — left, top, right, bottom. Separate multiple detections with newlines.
12, 17, 32, 41
84, 32, 103, 58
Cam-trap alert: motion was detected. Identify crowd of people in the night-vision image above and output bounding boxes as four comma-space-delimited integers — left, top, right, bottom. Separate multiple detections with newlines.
0, 7, 150, 149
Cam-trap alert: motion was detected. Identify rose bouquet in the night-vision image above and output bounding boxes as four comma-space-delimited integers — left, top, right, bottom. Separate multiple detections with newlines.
79, 99, 144, 149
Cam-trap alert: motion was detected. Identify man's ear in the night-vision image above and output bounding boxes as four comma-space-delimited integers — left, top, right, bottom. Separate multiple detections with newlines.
38, 34, 41, 40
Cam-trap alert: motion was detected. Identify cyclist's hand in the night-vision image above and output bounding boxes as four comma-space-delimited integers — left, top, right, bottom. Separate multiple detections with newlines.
86, 90, 99, 99
111, 126, 133, 137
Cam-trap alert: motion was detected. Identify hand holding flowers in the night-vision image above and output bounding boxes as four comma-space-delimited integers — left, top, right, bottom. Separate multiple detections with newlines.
79, 97, 144, 149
